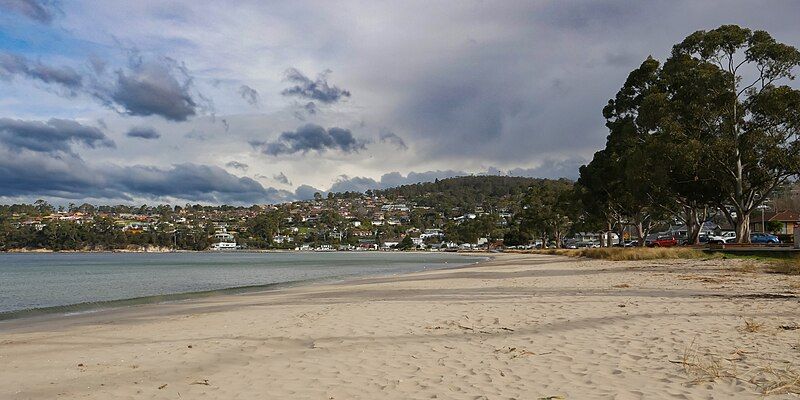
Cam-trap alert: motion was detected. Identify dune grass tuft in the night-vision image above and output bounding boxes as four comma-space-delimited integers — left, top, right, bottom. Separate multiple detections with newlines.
532, 247, 711, 261
767, 258, 800, 275
675, 340, 800, 395
741, 319, 765, 333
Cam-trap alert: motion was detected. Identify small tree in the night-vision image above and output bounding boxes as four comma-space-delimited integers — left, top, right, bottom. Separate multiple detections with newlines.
521, 180, 575, 248
765, 220, 783, 234
397, 235, 414, 250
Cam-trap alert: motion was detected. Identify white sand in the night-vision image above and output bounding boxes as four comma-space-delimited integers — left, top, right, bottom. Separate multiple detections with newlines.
1, 253, 799, 399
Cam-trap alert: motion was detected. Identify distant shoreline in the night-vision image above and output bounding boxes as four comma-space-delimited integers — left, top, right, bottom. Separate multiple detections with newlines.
1, 248, 481, 254
0, 252, 490, 323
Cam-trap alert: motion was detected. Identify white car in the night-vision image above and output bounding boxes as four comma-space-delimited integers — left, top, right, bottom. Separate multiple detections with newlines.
708, 232, 736, 244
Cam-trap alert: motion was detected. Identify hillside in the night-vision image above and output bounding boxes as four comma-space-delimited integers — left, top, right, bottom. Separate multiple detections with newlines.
373, 175, 574, 217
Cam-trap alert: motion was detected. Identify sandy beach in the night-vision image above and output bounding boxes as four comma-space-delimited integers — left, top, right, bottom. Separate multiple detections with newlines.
1, 253, 799, 399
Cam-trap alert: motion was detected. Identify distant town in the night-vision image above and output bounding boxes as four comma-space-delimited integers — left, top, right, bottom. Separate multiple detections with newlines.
2, 176, 799, 252
0, 176, 528, 252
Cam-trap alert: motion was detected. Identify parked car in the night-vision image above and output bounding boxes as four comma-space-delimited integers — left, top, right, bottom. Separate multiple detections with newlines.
750, 233, 780, 244
647, 235, 678, 247
708, 231, 736, 244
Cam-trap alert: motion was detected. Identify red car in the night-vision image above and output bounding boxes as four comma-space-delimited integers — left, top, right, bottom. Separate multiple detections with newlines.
647, 235, 678, 247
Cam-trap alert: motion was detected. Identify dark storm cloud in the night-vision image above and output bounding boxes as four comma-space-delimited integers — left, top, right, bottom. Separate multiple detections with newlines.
0, 150, 293, 204
225, 161, 248, 171
293, 184, 324, 201
326, 162, 583, 194
255, 124, 365, 156
99, 56, 200, 121
0, 150, 121, 200
126, 126, 161, 140
104, 163, 287, 204
0, 0, 58, 24
328, 170, 469, 193
378, 131, 408, 150
238, 84, 260, 106
0, 118, 114, 154
0, 120, 291, 203
273, 172, 291, 185
328, 175, 380, 193
281, 68, 350, 104
382, 170, 467, 187
0, 49, 208, 121
377, 1, 800, 167
0, 52, 83, 93
506, 157, 586, 180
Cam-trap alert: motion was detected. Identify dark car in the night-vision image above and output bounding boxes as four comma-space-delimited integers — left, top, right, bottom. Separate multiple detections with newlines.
750, 233, 780, 244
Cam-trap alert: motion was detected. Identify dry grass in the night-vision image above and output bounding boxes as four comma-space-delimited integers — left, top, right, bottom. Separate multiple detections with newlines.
677, 275, 732, 284
753, 365, 800, 395
767, 258, 800, 275
532, 247, 712, 261
731, 261, 761, 273
677, 340, 733, 383
675, 340, 800, 395
741, 319, 765, 333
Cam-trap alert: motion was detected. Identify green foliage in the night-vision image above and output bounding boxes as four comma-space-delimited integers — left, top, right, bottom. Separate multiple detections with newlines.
503, 228, 531, 246
519, 180, 577, 247
396, 235, 414, 250
765, 220, 783, 233
666, 25, 800, 241
375, 176, 555, 217
582, 24, 800, 244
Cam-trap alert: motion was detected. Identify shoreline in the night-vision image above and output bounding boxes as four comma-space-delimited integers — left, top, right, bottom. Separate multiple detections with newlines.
2, 248, 483, 254
2, 253, 798, 398
0, 252, 491, 328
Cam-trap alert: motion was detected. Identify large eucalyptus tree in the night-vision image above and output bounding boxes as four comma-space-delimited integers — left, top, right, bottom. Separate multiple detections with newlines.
668, 25, 800, 242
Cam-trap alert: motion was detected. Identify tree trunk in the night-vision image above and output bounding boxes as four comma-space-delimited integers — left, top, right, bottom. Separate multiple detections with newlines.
635, 221, 645, 246
735, 212, 751, 243
685, 207, 703, 245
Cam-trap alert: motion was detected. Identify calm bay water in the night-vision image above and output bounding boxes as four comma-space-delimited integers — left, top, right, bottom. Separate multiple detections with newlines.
0, 252, 483, 320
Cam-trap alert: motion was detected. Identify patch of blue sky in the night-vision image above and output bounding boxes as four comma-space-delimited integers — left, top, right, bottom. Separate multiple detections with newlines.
0, 16, 108, 61
0, 80, 100, 119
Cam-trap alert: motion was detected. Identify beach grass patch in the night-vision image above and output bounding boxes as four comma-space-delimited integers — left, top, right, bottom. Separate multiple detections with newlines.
741, 319, 765, 333
676, 340, 730, 383
754, 365, 800, 395
767, 258, 800, 275
532, 247, 711, 261
675, 340, 800, 395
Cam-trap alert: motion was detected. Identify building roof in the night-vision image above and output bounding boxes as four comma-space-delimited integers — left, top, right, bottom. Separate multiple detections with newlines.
770, 210, 800, 222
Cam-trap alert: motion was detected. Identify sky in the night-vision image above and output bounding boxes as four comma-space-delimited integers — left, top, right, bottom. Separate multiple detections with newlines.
1, 0, 800, 205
